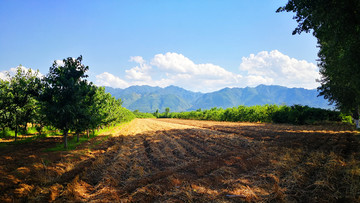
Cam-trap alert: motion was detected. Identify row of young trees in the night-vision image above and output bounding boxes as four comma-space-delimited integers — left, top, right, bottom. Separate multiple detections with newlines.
155, 105, 349, 125
0, 56, 134, 148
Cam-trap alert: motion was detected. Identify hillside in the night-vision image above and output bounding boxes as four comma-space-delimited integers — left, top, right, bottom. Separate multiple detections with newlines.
105, 85, 202, 112
105, 85, 332, 112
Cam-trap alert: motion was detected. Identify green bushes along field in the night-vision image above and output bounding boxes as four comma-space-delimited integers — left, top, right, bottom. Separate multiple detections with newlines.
156, 104, 352, 125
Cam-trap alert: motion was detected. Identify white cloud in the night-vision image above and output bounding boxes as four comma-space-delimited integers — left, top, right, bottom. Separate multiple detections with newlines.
129, 56, 145, 64
125, 56, 152, 81
95, 72, 129, 88
151, 52, 235, 78
95, 50, 320, 92
0, 66, 44, 80
239, 50, 319, 89
0, 72, 7, 80
55, 60, 65, 67
125, 66, 152, 81
150, 52, 243, 92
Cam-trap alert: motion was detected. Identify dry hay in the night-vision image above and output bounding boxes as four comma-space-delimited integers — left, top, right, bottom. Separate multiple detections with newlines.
0, 118, 359, 202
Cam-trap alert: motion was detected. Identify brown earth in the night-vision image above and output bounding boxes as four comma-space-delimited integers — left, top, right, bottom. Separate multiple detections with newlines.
0, 118, 359, 202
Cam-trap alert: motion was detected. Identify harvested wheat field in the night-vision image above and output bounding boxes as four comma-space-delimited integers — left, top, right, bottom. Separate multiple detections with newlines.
0, 118, 359, 202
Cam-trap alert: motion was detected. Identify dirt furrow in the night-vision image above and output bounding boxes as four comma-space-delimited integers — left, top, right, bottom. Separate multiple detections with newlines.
1, 118, 359, 202
160, 132, 190, 160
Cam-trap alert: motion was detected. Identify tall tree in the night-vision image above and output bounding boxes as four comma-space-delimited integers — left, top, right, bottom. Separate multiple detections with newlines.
71, 82, 97, 142
5, 67, 41, 141
41, 56, 90, 148
0, 79, 12, 136
277, 0, 360, 127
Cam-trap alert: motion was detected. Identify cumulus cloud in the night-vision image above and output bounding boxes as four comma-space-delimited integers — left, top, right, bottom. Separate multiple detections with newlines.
150, 52, 243, 92
0, 71, 8, 80
151, 52, 235, 78
239, 50, 319, 89
95, 72, 129, 88
95, 50, 320, 92
55, 60, 65, 67
0, 66, 44, 80
129, 56, 145, 64
125, 56, 152, 81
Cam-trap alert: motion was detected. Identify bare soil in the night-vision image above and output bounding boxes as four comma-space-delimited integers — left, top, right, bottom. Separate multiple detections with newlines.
0, 118, 359, 202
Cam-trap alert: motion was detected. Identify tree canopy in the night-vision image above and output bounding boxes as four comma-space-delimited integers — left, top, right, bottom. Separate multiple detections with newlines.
0, 56, 136, 148
41, 56, 92, 148
0, 67, 41, 140
277, 0, 360, 127
40, 56, 134, 148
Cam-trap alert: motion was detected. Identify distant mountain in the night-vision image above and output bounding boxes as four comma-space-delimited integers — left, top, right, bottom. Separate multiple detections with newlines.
105, 85, 332, 112
105, 85, 202, 112
189, 85, 330, 110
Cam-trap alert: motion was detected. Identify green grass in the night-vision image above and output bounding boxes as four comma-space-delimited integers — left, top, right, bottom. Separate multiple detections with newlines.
26, 127, 38, 134
0, 127, 65, 150
0, 121, 132, 151
0, 129, 15, 137
46, 121, 132, 152
45, 134, 96, 152
0, 126, 62, 139
0, 134, 46, 149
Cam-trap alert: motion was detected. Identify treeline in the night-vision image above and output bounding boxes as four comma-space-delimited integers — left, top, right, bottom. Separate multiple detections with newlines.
132, 110, 156, 118
0, 56, 135, 148
156, 104, 352, 125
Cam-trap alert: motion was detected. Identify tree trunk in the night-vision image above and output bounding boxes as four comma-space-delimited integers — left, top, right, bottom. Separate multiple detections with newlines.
76, 132, 79, 142
86, 129, 89, 138
14, 126, 18, 142
64, 130, 68, 149
38, 125, 42, 136
353, 106, 360, 129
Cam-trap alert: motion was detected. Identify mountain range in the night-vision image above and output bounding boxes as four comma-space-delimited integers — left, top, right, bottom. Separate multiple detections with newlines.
105, 85, 332, 113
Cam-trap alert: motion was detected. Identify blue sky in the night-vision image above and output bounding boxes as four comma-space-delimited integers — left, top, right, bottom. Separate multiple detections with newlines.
0, 0, 320, 92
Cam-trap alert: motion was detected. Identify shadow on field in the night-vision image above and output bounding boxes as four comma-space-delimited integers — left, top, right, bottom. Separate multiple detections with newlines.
0, 120, 359, 202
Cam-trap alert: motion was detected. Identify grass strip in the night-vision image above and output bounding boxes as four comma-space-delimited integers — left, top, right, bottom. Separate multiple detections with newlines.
46, 121, 132, 152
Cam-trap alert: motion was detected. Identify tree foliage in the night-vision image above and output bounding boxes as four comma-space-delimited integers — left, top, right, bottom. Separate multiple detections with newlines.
133, 110, 156, 118
277, 0, 360, 127
156, 104, 346, 125
0, 67, 41, 141
39, 56, 136, 148
0, 79, 12, 136
41, 56, 91, 148
0, 57, 136, 148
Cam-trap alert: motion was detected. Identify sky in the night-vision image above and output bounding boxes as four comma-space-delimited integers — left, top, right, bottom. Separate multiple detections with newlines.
0, 0, 320, 92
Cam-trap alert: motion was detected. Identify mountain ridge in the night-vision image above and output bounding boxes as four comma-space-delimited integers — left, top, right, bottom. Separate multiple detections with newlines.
105, 85, 332, 112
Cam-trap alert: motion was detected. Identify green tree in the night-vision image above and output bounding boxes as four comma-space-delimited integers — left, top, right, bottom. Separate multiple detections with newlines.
153, 109, 159, 118
277, 0, 360, 128
71, 81, 97, 142
0, 79, 12, 136
6, 67, 41, 141
41, 56, 90, 148
165, 107, 170, 117
88, 86, 109, 133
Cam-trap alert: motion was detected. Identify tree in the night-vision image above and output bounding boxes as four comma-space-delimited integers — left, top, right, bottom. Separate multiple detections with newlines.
277, 0, 360, 128
153, 109, 159, 118
87, 86, 109, 134
165, 107, 170, 118
0, 79, 12, 136
41, 56, 91, 148
72, 81, 97, 142
5, 67, 41, 141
